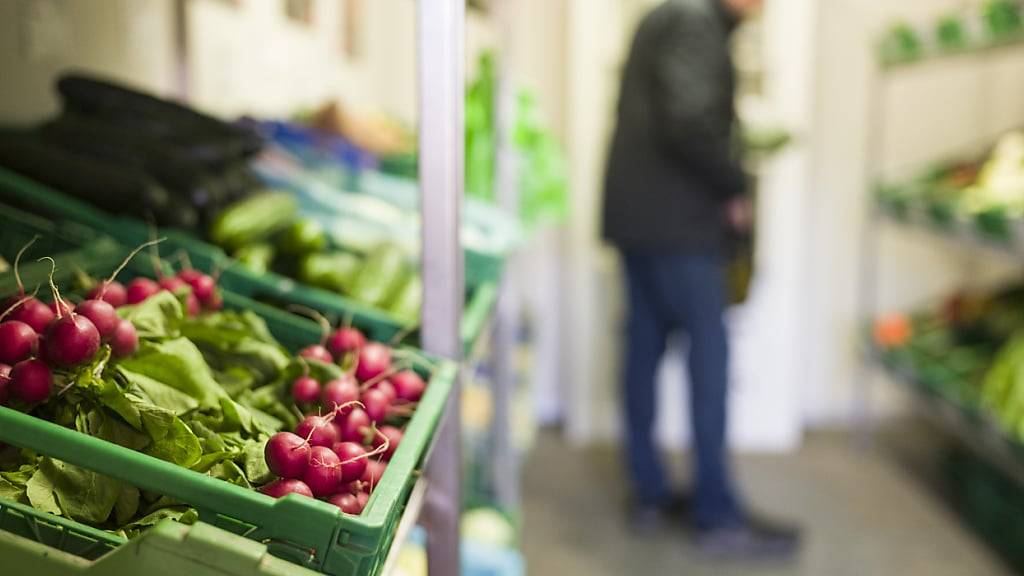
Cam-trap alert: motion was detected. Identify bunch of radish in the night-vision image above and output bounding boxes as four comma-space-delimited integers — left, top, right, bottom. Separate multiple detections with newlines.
259, 324, 429, 515
0, 238, 223, 410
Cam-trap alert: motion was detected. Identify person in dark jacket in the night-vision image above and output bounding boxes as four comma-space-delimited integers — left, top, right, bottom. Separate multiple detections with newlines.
603, 0, 799, 560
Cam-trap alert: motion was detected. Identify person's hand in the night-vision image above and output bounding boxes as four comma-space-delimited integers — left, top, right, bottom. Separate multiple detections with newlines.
727, 197, 754, 232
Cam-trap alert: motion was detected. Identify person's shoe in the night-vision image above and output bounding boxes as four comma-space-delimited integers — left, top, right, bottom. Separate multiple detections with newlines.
694, 515, 802, 561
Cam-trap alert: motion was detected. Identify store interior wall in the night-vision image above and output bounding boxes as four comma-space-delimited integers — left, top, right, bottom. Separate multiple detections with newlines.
804, 0, 1024, 427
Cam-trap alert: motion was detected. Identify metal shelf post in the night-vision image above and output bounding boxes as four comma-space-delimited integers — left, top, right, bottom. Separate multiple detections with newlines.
417, 1, 466, 575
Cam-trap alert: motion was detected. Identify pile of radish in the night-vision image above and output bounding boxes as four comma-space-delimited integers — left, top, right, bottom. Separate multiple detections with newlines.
0, 239, 222, 409
259, 324, 429, 515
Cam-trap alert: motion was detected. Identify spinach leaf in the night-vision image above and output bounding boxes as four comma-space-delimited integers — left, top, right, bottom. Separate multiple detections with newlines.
119, 338, 228, 408
48, 458, 122, 524
137, 404, 202, 468
118, 291, 183, 339
113, 485, 140, 526
119, 367, 200, 416
242, 439, 272, 486
26, 459, 62, 516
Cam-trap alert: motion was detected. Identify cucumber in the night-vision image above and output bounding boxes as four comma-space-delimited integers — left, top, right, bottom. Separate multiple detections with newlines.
277, 218, 326, 256
298, 252, 362, 294
350, 243, 410, 307
386, 274, 422, 325
233, 243, 276, 274
209, 192, 297, 250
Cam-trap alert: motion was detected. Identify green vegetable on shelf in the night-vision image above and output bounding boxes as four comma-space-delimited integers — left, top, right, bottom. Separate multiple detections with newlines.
350, 243, 410, 308
277, 218, 326, 256
297, 251, 363, 294
233, 243, 275, 275
937, 15, 968, 50
386, 274, 422, 325
209, 191, 297, 251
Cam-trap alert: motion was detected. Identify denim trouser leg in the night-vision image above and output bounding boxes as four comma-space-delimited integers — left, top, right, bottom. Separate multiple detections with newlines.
621, 250, 740, 527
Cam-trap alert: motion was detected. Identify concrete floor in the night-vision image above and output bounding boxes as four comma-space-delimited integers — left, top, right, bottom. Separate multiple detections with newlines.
522, 424, 1013, 576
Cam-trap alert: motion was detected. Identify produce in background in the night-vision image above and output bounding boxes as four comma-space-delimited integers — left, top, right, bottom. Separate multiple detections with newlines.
0, 75, 262, 231
214, 193, 421, 325
464, 51, 569, 227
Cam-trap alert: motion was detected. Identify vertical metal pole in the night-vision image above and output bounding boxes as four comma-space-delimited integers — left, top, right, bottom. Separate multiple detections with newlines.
418, 1, 465, 575
491, 0, 520, 514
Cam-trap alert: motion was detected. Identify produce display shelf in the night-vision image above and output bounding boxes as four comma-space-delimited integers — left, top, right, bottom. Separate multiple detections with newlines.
873, 201, 1024, 259
867, 345, 1024, 487
880, 30, 1024, 70
0, 166, 499, 356
0, 243, 459, 576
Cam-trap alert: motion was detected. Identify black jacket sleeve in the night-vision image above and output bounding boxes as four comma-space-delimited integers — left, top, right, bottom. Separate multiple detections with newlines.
650, 8, 746, 199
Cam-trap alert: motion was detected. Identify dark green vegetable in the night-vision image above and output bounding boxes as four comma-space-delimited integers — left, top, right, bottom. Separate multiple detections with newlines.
209, 192, 297, 251
233, 243, 276, 274
277, 218, 326, 256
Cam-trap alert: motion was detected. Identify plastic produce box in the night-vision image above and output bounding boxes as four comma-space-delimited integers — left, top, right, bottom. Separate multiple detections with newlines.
0, 166, 498, 355
0, 244, 458, 576
0, 518, 321, 576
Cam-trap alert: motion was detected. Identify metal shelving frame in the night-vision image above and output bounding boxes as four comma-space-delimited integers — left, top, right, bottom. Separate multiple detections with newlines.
858, 32, 1024, 480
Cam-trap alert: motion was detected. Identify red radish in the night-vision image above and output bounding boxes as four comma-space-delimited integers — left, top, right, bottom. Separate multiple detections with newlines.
303, 446, 342, 497
369, 380, 397, 404
331, 441, 368, 482
260, 478, 313, 499
187, 274, 217, 303
361, 388, 390, 424
265, 432, 311, 479
327, 327, 366, 359
8, 299, 55, 334
177, 269, 203, 285
184, 292, 201, 317
361, 460, 386, 493
203, 290, 223, 311
0, 364, 10, 404
87, 281, 127, 308
295, 415, 339, 448
327, 493, 362, 515
356, 491, 370, 509
299, 345, 333, 364
110, 319, 139, 358
44, 315, 100, 368
355, 343, 391, 382
374, 426, 403, 461
10, 359, 52, 403
322, 376, 359, 413
340, 408, 372, 444
47, 300, 74, 316
0, 321, 37, 365
126, 278, 160, 304
392, 371, 426, 402
76, 300, 119, 341
159, 276, 187, 293
291, 376, 321, 405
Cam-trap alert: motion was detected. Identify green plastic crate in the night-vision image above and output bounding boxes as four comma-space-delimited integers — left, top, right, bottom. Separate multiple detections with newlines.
0, 513, 322, 576
0, 166, 498, 354
0, 247, 459, 576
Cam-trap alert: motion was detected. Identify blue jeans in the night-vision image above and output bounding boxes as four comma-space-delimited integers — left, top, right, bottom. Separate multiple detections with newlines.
621, 249, 740, 529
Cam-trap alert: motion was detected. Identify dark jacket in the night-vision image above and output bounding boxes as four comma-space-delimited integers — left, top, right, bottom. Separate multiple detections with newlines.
603, 0, 745, 251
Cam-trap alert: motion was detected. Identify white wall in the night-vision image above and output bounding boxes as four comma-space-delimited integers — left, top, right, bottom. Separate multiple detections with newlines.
804, 0, 1024, 426
0, 0, 176, 122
